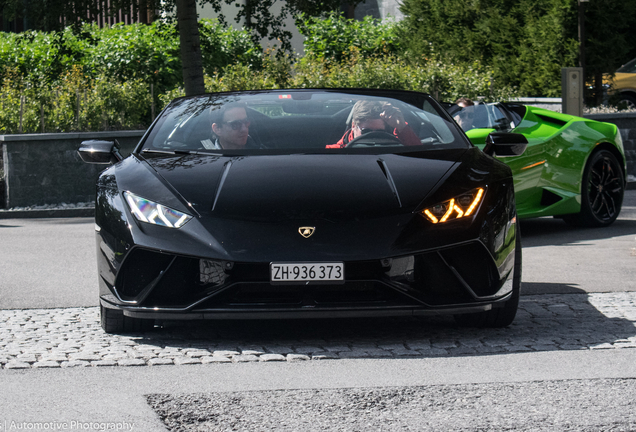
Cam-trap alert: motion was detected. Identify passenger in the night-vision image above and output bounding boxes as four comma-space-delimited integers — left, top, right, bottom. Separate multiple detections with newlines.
209, 102, 260, 149
453, 97, 476, 131
326, 100, 420, 148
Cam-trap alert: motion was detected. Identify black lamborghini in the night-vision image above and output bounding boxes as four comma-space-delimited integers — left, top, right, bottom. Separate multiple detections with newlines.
78, 89, 528, 333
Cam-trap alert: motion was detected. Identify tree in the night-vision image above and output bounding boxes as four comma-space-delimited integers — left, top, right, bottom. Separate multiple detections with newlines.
176, 0, 205, 95
398, 0, 578, 97
583, 0, 636, 105
0, 0, 361, 96
399, 0, 636, 100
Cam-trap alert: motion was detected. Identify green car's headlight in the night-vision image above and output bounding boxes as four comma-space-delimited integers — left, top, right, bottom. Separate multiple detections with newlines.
124, 191, 192, 229
420, 188, 486, 224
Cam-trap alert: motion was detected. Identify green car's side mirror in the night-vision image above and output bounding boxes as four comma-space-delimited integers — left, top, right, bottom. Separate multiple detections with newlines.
483, 132, 528, 157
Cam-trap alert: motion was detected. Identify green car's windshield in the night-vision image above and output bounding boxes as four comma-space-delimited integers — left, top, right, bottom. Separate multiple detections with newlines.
450, 103, 518, 132
140, 89, 468, 154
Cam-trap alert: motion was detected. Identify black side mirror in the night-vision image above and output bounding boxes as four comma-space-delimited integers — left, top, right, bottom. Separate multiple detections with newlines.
78, 140, 123, 164
483, 132, 528, 157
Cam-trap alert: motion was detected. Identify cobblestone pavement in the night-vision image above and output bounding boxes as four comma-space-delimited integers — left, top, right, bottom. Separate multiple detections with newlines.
1, 293, 636, 370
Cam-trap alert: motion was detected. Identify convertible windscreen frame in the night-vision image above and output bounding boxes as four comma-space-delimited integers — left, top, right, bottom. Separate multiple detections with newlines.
137, 89, 471, 156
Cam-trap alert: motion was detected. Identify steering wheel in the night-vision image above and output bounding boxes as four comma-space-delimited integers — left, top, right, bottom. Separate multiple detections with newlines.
344, 130, 403, 148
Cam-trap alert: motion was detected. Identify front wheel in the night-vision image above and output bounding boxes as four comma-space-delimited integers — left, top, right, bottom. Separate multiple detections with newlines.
454, 224, 521, 328
100, 304, 155, 334
563, 149, 624, 228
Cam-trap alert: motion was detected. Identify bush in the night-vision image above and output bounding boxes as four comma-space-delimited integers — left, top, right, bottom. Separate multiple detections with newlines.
0, 66, 152, 134
160, 49, 517, 106
0, 20, 262, 95
294, 49, 516, 102
199, 19, 263, 73
298, 12, 400, 62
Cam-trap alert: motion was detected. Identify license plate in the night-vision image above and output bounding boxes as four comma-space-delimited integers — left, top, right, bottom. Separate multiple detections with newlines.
270, 262, 344, 283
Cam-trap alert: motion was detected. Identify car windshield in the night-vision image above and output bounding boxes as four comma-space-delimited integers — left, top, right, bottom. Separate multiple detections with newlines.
617, 57, 636, 74
140, 89, 468, 154
448, 103, 517, 132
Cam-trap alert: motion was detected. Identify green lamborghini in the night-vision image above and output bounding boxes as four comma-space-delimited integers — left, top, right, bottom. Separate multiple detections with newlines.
449, 102, 626, 227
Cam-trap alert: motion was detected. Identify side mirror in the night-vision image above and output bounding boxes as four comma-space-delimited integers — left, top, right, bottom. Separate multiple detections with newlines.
483, 132, 528, 157
78, 140, 123, 164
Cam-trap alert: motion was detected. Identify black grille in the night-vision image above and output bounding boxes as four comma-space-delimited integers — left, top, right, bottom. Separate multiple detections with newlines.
114, 242, 502, 310
198, 280, 412, 309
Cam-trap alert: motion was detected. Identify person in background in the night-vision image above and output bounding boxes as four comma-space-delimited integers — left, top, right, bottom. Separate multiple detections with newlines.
453, 97, 476, 131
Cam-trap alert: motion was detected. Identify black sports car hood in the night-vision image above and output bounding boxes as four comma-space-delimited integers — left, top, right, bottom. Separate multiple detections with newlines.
138, 151, 464, 222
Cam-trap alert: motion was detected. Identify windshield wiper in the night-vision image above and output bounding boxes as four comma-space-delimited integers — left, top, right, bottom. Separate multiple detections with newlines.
141, 149, 221, 156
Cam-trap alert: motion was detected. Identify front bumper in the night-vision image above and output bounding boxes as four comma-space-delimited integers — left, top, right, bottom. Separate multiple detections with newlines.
99, 238, 516, 321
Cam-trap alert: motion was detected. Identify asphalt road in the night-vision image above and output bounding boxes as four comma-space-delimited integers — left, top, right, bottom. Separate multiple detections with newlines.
1, 190, 635, 309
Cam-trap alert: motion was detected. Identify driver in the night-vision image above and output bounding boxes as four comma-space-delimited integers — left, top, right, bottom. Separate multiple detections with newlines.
326, 100, 420, 148
207, 102, 262, 149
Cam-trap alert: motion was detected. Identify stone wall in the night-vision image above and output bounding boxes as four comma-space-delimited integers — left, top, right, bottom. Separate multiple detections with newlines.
1, 131, 144, 209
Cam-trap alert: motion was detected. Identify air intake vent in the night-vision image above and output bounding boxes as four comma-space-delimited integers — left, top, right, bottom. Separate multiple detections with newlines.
540, 189, 563, 206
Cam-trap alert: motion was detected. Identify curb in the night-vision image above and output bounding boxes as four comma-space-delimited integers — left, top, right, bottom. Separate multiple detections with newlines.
0, 207, 95, 219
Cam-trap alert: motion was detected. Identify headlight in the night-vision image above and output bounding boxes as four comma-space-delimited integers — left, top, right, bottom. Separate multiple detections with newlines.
124, 191, 192, 229
420, 188, 485, 224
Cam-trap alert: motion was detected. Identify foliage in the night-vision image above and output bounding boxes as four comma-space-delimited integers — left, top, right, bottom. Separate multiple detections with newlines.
398, 0, 579, 97
85, 22, 181, 92
161, 49, 517, 105
0, 27, 93, 88
0, 66, 152, 134
0, 20, 261, 94
199, 19, 263, 72
0, 0, 360, 53
159, 50, 294, 104
195, 0, 363, 52
298, 12, 400, 62
583, 0, 636, 104
294, 49, 516, 102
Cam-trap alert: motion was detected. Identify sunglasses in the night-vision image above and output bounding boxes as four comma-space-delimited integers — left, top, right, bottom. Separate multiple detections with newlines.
222, 119, 250, 130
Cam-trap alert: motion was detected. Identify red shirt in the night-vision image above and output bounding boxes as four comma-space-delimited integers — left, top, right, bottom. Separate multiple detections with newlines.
326, 125, 421, 148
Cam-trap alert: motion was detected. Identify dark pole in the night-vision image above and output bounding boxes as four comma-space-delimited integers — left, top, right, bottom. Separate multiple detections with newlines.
578, 0, 586, 72
578, 0, 588, 103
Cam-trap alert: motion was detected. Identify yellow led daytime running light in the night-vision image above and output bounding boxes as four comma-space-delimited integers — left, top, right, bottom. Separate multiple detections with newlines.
420, 188, 486, 224
424, 209, 439, 224
440, 199, 455, 222
453, 204, 464, 218
464, 188, 484, 216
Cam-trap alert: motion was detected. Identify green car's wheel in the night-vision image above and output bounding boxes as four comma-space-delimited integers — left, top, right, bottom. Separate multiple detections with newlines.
564, 149, 624, 228
100, 304, 155, 334
454, 224, 521, 328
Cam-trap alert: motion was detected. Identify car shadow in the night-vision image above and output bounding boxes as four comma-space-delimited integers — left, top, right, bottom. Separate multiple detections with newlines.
128, 286, 636, 360
520, 217, 636, 248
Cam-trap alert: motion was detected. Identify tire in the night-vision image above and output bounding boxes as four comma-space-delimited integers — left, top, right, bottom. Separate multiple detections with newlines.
617, 94, 636, 110
100, 304, 155, 334
454, 224, 521, 328
563, 149, 624, 228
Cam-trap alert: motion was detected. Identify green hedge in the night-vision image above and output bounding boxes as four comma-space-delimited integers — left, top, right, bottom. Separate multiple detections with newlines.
0, 20, 262, 93
298, 12, 400, 61
0, 66, 152, 134
161, 50, 517, 105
